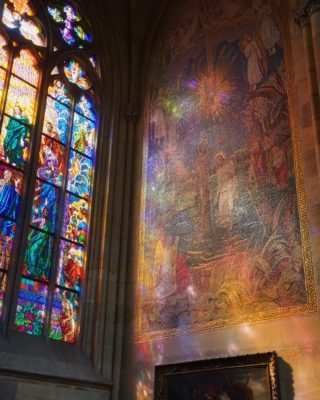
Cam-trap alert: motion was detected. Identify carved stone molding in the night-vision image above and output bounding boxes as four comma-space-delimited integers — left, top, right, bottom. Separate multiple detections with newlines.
123, 102, 140, 123
295, 0, 320, 27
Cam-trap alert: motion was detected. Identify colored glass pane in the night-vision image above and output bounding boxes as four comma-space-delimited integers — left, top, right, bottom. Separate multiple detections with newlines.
12, 49, 39, 86
0, 115, 30, 168
75, 95, 96, 122
71, 113, 95, 158
0, 271, 7, 317
0, 217, 15, 270
62, 194, 88, 245
51, 66, 59, 75
37, 135, 65, 186
89, 56, 96, 70
49, 288, 78, 343
0, 33, 9, 69
2, 2, 46, 47
57, 241, 84, 291
5, 76, 37, 121
15, 278, 48, 335
64, 60, 91, 90
0, 165, 22, 219
0, 69, 6, 98
48, 4, 92, 48
67, 151, 93, 199
31, 180, 59, 233
23, 228, 53, 281
43, 96, 71, 144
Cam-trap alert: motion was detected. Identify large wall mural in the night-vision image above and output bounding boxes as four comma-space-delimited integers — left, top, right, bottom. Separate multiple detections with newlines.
136, 0, 316, 341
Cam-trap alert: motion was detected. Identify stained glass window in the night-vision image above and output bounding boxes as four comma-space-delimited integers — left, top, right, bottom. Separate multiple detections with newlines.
0, 0, 100, 344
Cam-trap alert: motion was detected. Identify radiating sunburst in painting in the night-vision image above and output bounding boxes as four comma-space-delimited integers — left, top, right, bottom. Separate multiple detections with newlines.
195, 68, 237, 121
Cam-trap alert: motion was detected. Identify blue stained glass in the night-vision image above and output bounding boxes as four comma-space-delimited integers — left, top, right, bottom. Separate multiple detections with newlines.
0, 165, 22, 220
67, 151, 93, 200
31, 180, 59, 233
71, 112, 96, 158
0, 217, 15, 270
37, 135, 65, 186
43, 96, 72, 145
75, 95, 96, 121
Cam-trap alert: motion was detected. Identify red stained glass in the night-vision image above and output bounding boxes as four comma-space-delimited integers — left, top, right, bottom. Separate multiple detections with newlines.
56, 241, 84, 291
0, 164, 22, 219
49, 288, 78, 343
0, 217, 15, 270
15, 278, 48, 335
12, 49, 39, 86
62, 194, 88, 245
37, 135, 65, 186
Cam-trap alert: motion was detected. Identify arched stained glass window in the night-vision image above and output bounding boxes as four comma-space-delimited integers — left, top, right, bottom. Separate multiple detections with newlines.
0, 0, 100, 344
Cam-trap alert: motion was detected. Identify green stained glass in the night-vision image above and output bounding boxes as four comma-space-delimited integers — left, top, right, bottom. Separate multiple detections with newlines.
23, 228, 53, 281
1, 114, 31, 168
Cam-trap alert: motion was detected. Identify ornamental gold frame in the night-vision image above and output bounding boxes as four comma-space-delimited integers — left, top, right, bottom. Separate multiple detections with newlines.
135, 0, 317, 343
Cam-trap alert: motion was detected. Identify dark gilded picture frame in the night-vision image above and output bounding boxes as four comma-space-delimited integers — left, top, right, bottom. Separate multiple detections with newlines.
154, 352, 280, 400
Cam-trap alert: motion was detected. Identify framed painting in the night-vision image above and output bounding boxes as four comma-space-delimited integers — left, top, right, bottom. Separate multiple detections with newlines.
154, 352, 280, 400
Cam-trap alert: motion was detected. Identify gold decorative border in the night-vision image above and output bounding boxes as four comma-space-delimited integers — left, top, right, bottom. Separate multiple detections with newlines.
135, 0, 317, 343
154, 352, 280, 400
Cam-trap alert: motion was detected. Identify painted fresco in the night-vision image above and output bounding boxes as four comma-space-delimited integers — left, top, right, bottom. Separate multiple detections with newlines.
137, 0, 315, 340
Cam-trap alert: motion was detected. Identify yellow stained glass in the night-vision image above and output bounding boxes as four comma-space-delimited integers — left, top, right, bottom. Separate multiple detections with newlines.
12, 49, 39, 86
0, 33, 9, 69
5, 76, 37, 122
0, 68, 6, 97
8, 0, 34, 16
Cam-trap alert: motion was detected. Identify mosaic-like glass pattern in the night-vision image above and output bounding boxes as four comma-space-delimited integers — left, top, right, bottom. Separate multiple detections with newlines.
49, 288, 78, 343
0, 68, 6, 98
67, 151, 93, 199
0, 33, 9, 68
71, 112, 95, 157
89, 56, 96, 70
0, 217, 15, 270
1, 114, 30, 168
48, 79, 72, 106
64, 60, 91, 90
12, 49, 39, 86
48, 3, 92, 47
75, 95, 96, 121
62, 194, 88, 245
57, 241, 84, 291
0, 165, 22, 219
37, 135, 65, 186
0, 271, 7, 316
5, 76, 37, 121
23, 228, 53, 281
31, 180, 59, 233
43, 96, 72, 144
15, 278, 48, 335
2, 1, 46, 46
